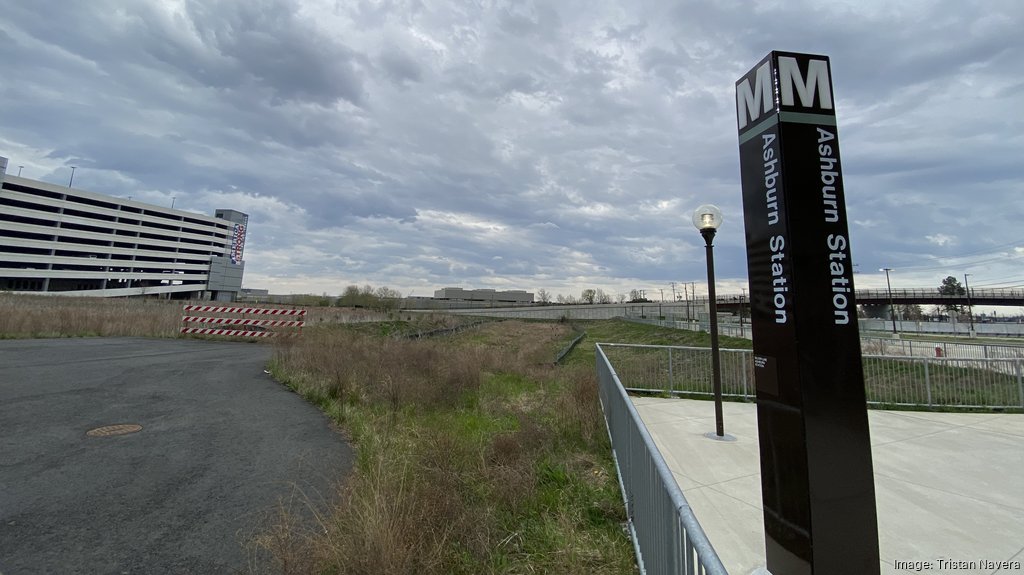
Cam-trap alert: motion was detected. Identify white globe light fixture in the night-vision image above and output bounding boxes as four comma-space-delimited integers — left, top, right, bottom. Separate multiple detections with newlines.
692, 204, 724, 232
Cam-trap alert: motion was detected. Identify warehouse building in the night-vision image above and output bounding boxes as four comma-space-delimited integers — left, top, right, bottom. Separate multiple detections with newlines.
0, 157, 248, 301
432, 287, 534, 304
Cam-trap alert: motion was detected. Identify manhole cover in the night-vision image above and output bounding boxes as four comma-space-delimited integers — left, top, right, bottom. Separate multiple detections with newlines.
86, 424, 143, 437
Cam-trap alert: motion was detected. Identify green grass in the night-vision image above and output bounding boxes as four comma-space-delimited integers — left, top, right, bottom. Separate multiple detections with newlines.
560, 318, 751, 367
862, 357, 1023, 410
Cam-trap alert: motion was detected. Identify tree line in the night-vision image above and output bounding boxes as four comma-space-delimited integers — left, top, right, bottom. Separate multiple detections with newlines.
535, 288, 656, 305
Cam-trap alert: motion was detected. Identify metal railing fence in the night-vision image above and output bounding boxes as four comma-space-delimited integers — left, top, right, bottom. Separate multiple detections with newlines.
600, 343, 1024, 410
618, 315, 750, 340
621, 313, 1024, 340
595, 344, 727, 575
601, 343, 754, 400
860, 337, 1024, 360
862, 356, 1024, 408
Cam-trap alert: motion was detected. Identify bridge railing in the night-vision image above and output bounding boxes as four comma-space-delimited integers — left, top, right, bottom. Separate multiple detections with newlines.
595, 344, 727, 575
856, 287, 1024, 302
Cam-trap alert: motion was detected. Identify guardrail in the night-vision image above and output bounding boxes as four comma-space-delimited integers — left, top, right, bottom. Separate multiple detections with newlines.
595, 344, 727, 575
180, 305, 306, 338
600, 343, 1024, 411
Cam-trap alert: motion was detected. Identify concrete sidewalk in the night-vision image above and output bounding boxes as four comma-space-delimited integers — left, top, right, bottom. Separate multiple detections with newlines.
633, 398, 1024, 575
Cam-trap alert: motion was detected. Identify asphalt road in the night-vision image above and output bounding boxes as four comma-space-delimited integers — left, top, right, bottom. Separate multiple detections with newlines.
0, 338, 353, 574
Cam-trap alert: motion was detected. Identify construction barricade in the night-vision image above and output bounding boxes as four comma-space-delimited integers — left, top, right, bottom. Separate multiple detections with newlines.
180, 305, 305, 338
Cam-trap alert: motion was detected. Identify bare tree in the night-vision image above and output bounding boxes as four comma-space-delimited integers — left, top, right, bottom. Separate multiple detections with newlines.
536, 288, 551, 304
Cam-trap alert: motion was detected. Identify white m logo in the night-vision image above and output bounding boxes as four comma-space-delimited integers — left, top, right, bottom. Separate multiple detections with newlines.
737, 56, 834, 130
778, 56, 832, 110
736, 61, 773, 130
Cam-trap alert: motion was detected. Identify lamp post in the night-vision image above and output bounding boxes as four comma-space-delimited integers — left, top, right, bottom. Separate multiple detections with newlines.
693, 204, 731, 440
880, 267, 897, 335
68, 166, 77, 188
964, 273, 975, 335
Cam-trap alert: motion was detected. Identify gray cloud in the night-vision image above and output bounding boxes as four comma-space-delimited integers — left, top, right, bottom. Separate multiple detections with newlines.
1, 0, 1021, 298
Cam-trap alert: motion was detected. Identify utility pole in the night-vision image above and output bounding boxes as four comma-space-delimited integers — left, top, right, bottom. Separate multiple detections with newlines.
691, 282, 697, 327
670, 282, 677, 302
741, 287, 747, 338
881, 268, 897, 335
964, 273, 975, 335
683, 283, 690, 323
660, 288, 664, 302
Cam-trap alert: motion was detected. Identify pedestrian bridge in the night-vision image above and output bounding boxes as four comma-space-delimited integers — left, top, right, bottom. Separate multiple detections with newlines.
842, 287, 1024, 307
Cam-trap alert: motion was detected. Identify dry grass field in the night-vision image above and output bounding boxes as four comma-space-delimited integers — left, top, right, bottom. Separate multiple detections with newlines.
0, 294, 396, 338
0, 294, 183, 338
255, 320, 635, 575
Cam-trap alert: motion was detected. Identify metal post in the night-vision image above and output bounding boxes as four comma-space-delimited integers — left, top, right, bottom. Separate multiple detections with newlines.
924, 358, 932, 406
1017, 360, 1023, 408
741, 351, 749, 399
740, 287, 747, 338
668, 348, 674, 393
882, 267, 897, 335
964, 274, 975, 335
702, 228, 725, 438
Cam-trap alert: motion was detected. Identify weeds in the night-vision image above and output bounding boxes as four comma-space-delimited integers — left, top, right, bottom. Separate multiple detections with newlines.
255, 321, 634, 574
0, 293, 183, 337
0, 293, 414, 339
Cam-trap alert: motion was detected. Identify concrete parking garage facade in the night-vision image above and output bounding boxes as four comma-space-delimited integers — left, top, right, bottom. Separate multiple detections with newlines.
0, 158, 247, 301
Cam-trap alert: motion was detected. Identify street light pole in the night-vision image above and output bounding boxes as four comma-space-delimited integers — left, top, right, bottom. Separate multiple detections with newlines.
68, 166, 77, 188
880, 267, 897, 335
964, 273, 975, 335
693, 204, 732, 441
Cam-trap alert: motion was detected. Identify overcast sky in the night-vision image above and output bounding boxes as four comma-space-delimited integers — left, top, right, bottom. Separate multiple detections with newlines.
2, 0, 1021, 304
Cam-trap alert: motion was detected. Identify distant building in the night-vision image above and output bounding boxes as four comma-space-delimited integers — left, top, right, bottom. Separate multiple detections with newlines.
0, 156, 248, 301
433, 287, 534, 304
